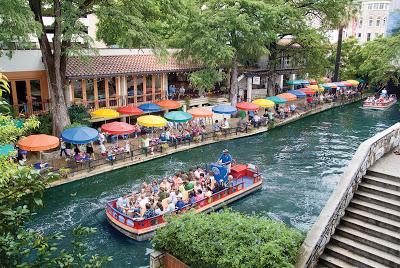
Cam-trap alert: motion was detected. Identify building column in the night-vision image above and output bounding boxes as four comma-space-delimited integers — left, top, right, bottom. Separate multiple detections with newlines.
246, 77, 252, 102
290, 73, 296, 90
164, 73, 168, 100
277, 75, 284, 93
120, 76, 127, 106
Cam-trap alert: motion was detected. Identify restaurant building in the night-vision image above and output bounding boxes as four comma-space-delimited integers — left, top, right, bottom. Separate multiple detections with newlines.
0, 49, 201, 115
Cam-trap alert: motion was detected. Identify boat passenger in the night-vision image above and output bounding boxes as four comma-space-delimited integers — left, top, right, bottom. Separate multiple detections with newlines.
169, 191, 177, 205
155, 202, 163, 215
226, 175, 234, 188
152, 180, 159, 194
188, 191, 197, 205
194, 166, 203, 179
212, 120, 221, 132
195, 189, 204, 202
175, 195, 186, 211
205, 186, 213, 198
184, 178, 194, 191
159, 178, 171, 192
218, 149, 233, 172
165, 198, 176, 214
143, 203, 156, 219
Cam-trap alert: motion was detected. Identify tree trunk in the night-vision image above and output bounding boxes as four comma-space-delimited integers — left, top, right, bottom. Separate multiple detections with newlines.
266, 73, 277, 97
29, 0, 71, 137
333, 26, 344, 82
230, 61, 239, 106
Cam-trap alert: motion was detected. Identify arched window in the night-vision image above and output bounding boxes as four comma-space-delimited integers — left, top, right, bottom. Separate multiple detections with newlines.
376, 17, 381, 26
369, 16, 373, 26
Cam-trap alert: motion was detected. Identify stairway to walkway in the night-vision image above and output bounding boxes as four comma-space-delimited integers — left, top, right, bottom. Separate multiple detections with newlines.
317, 168, 400, 268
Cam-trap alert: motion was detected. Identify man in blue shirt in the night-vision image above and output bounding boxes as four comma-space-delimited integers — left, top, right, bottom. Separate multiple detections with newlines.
218, 149, 233, 172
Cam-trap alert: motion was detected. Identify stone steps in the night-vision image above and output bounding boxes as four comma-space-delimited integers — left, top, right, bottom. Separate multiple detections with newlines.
316, 168, 400, 268
364, 175, 400, 191
355, 190, 400, 212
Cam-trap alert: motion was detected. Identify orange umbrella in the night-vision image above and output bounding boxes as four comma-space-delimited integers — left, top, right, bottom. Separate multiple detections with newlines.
299, 88, 316, 95
277, 93, 297, 101
18, 134, 59, 151
187, 107, 213, 118
155, 100, 181, 109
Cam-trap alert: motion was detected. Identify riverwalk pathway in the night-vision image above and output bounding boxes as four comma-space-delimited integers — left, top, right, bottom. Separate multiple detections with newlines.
49, 96, 364, 188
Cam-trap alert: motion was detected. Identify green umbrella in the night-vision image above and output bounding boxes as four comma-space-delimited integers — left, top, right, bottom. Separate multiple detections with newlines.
266, 96, 287, 104
164, 111, 193, 122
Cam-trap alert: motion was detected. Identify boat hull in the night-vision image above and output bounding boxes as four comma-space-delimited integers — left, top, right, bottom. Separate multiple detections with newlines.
106, 170, 262, 241
361, 99, 397, 111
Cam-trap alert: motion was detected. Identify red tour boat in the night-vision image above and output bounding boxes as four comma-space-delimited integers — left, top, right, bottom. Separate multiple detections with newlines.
105, 163, 262, 241
362, 94, 397, 111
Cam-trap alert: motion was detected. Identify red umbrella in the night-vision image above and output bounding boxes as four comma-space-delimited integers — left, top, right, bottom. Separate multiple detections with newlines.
155, 100, 181, 109
117, 106, 144, 115
340, 81, 353, 87
101, 122, 135, 135
236, 102, 259, 111
299, 88, 316, 95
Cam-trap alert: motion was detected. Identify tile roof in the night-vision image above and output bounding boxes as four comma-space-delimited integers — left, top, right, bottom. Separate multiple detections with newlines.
66, 55, 200, 79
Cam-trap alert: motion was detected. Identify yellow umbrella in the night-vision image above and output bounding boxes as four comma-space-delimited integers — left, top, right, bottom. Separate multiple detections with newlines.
346, 80, 360, 86
91, 108, 119, 118
252, 99, 275, 108
137, 115, 167, 127
306, 85, 319, 90
316, 86, 325, 93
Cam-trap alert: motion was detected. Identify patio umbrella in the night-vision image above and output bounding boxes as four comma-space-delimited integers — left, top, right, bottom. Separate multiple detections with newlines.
340, 81, 353, 87
237, 101, 260, 111
164, 111, 193, 122
299, 88, 316, 95
277, 93, 297, 101
101, 122, 135, 135
187, 107, 213, 118
156, 100, 181, 110
333, 82, 347, 88
91, 108, 119, 119
117, 106, 144, 116
320, 84, 332, 90
346, 80, 360, 86
251, 99, 275, 108
0, 144, 15, 156
138, 103, 163, 113
326, 83, 338, 89
61, 126, 99, 144
18, 134, 59, 162
306, 85, 319, 90
137, 115, 167, 127
299, 80, 310, 85
356, 78, 365, 83
288, 90, 306, 98
308, 79, 318, 85
116, 106, 143, 124
287, 80, 302, 86
266, 96, 287, 104
212, 105, 237, 114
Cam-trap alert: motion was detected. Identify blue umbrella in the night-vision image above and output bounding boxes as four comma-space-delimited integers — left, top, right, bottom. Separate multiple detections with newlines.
212, 105, 237, 114
333, 82, 347, 88
61, 127, 99, 144
164, 111, 193, 122
320, 84, 332, 90
0, 144, 15, 156
138, 103, 163, 113
288, 90, 307, 98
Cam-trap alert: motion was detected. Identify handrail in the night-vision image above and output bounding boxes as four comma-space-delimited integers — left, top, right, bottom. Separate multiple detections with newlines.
296, 123, 400, 268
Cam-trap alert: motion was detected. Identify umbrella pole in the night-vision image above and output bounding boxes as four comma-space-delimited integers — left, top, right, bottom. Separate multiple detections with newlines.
39, 151, 42, 163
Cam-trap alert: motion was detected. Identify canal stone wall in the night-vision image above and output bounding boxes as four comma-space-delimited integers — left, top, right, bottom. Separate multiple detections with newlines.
49, 97, 364, 188
296, 122, 400, 268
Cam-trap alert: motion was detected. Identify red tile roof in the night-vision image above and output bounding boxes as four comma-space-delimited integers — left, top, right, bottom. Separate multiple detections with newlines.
66, 55, 200, 79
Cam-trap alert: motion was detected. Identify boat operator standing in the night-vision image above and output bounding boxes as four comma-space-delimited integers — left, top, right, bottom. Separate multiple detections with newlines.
218, 149, 233, 173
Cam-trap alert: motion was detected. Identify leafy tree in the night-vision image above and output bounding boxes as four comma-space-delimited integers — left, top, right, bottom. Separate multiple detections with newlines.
328, 37, 363, 80
0, 115, 40, 145
0, 157, 112, 267
0, 0, 166, 137
358, 34, 400, 86
152, 210, 304, 268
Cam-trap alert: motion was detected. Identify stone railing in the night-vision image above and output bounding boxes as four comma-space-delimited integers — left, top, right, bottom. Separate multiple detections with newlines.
296, 122, 400, 268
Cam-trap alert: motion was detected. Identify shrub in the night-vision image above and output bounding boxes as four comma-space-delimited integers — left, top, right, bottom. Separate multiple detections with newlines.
34, 112, 53, 135
64, 122, 85, 130
152, 210, 304, 268
68, 105, 90, 125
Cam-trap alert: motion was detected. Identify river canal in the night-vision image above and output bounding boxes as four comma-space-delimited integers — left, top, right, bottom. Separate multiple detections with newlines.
29, 101, 400, 267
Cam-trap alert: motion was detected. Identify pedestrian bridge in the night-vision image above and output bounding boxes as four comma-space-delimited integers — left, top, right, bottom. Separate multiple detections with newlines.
296, 123, 400, 268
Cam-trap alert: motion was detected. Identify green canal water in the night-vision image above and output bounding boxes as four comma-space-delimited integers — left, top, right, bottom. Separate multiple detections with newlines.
29, 101, 400, 267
